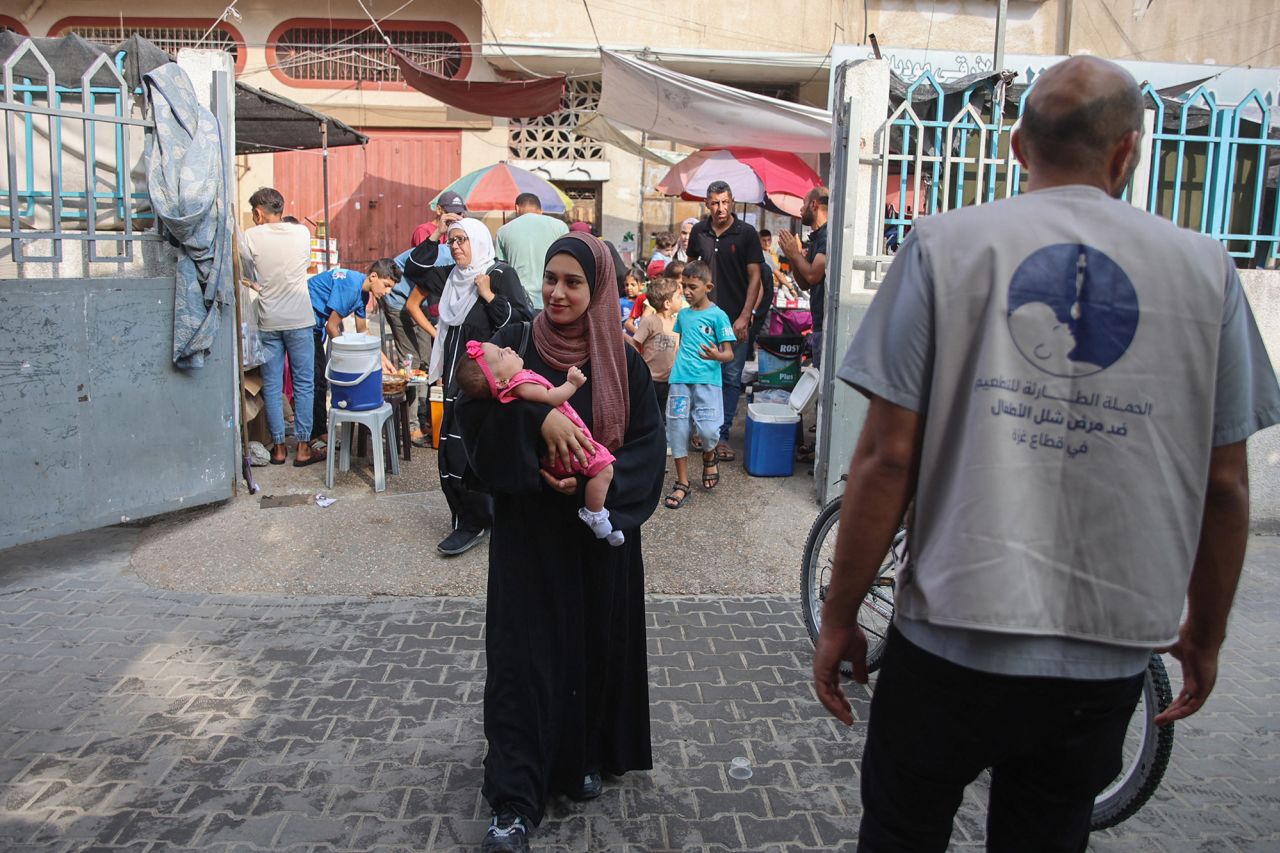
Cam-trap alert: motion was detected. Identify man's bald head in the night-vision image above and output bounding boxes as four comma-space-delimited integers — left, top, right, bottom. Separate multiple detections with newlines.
1018, 56, 1143, 176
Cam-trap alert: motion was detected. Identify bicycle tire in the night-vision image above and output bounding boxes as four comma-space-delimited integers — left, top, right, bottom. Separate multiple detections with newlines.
1090, 653, 1175, 830
800, 498, 896, 675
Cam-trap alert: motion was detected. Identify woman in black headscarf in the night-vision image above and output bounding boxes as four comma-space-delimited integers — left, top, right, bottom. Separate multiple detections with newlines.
457, 233, 665, 852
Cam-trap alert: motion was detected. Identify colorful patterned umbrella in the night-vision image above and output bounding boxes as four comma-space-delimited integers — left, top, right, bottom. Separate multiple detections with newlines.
431, 162, 573, 214
656, 147, 823, 218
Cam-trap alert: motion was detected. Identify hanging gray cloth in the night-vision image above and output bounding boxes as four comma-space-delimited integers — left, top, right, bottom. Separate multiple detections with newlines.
143, 62, 232, 370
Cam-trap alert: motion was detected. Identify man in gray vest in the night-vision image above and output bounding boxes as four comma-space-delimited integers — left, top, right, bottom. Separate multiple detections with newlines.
814, 56, 1280, 851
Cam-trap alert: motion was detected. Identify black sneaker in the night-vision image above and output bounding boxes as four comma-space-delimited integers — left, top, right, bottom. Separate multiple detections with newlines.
437, 527, 488, 556
480, 810, 529, 852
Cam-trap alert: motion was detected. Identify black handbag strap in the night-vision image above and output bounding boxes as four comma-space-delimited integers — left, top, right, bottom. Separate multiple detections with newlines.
516, 320, 532, 358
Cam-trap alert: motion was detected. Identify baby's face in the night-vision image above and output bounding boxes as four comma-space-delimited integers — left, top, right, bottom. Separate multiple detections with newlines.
482, 342, 523, 382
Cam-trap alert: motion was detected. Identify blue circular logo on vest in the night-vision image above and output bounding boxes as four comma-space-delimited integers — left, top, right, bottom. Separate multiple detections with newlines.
1007, 244, 1139, 378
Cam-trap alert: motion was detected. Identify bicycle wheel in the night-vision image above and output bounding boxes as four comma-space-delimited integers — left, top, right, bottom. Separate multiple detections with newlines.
800, 498, 898, 675
1090, 653, 1175, 830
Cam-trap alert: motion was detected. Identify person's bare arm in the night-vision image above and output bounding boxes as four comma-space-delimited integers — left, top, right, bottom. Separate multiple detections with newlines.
511, 366, 586, 408
814, 396, 924, 725
699, 341, 734, 363
734, 264, 762, 341
1154, 441, 1250, 725
325, 311, 343, 341
354, 317, 368, 334
405, 287, 438, 338
778, 231, 826, 289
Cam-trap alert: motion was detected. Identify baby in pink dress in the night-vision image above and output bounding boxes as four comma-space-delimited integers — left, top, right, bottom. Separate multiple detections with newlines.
458, 340, 623, 546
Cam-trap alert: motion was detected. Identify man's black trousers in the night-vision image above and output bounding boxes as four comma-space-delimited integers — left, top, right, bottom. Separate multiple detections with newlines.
857, 626, 1144, 853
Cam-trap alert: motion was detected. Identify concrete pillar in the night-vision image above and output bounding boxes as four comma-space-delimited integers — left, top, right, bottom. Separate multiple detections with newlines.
1238, 269, 1280, 531
815, 59, 891, 504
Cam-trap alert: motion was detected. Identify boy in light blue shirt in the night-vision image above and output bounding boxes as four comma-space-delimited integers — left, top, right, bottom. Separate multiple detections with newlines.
664, 259, 735, 508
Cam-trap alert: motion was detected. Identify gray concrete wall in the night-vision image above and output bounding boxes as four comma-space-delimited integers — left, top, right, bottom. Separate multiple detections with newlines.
1240, 270, 1280, 531
0, 272, 237, 550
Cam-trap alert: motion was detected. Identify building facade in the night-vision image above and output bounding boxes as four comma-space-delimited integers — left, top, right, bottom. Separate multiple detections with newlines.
8, 1, 1279, 264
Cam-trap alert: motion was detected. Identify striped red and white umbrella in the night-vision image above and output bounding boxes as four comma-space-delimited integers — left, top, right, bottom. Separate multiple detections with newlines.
431, 162, 573, 213
656, 147, 823, 217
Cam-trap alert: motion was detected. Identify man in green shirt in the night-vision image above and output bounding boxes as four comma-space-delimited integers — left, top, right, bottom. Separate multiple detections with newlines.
495, 193, 569, 309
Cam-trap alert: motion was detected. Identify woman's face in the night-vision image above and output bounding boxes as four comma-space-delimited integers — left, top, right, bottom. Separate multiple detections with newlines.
447, 227, 471, 266
543, 253, 592, 324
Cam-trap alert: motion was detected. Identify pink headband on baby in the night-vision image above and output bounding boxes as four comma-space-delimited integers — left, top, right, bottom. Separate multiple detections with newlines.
465, 340, 499, 396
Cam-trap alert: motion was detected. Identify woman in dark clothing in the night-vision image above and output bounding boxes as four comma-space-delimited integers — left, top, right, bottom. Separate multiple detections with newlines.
404, 217, 533, 555
456, 233, 665, 852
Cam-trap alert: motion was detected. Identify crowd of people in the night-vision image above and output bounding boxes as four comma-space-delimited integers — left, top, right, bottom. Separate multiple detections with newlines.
238, 177, 827, 851
237, 58, 1279, 853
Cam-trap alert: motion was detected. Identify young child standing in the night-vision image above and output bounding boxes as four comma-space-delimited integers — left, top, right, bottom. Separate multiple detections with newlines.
628, 276, 681, 420
663, 260, 734, 509
619, 275, 640, 327
456, 340, 625, 546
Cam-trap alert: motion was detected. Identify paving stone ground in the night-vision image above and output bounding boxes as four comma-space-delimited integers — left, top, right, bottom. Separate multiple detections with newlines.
0, 527, 1277, 852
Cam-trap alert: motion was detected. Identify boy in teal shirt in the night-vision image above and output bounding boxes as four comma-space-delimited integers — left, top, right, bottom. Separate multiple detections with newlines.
664, 259, 735, 508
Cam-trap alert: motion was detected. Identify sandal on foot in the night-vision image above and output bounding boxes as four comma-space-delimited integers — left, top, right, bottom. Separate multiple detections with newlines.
702, 452, 720, 490
714, 442, 736, 461
664, 481, 691, 509
293, 448, 327, 467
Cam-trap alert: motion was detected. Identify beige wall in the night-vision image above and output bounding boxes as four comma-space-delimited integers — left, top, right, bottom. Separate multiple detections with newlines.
485, 1, 1063, 60
1063, 0, 1280, 66
485, 0, 1279, 71
16, 0, 1279, 249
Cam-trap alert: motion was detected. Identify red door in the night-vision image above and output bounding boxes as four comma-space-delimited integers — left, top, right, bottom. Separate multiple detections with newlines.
274, 130, 461, 267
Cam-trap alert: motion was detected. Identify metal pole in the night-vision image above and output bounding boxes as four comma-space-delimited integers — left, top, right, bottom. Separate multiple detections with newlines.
320, 120, 332, 269
994, 0, 1009, 72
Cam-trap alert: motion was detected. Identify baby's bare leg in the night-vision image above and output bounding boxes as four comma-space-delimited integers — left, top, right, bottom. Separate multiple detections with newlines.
583, 463, 614, 514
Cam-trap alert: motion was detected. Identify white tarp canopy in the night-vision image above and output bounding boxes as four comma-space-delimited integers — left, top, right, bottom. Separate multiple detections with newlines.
598, 50, 833, 153
573, 112, 685, 165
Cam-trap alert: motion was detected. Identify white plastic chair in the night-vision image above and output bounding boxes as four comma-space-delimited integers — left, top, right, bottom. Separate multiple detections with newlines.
326, 402, 400, 493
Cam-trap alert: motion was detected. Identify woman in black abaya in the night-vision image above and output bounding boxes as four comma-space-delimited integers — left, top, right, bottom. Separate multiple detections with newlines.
456, 233, 665, 852
403, 217, 532, 555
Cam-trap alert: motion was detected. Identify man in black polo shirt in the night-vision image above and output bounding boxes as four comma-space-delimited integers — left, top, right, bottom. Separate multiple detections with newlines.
778, 186, 829, 368
686, 181, 764, 460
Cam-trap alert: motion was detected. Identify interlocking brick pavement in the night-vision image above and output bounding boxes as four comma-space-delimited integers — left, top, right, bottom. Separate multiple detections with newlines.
0, 528, 1277, 851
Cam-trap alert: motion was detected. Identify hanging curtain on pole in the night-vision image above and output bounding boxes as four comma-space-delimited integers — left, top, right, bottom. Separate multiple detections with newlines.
391, 49, 567, 118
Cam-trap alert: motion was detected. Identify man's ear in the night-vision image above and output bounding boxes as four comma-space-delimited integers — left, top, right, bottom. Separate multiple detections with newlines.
1010, 128, 1029, 170
1109, 129, 1141, 194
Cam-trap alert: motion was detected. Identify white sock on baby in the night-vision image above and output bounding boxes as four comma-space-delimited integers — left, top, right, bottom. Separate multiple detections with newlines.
578, 507, 625, 547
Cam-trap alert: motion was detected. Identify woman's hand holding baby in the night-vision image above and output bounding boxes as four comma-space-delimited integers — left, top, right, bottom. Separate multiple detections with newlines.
542, 408, 594, 472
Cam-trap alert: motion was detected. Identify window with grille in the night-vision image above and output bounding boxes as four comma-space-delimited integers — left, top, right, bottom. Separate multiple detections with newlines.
63, 24, 240, 64
272, 24, 464, 83
509, 79, 604, 161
